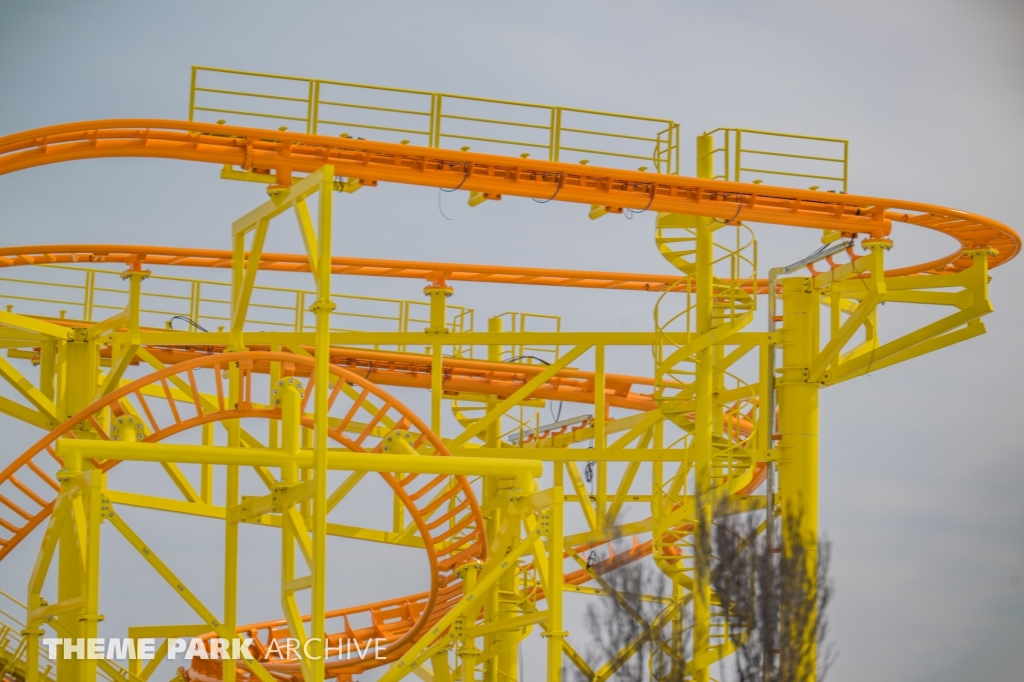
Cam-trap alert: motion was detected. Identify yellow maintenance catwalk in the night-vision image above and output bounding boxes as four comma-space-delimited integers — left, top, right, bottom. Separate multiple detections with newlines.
0, 67, 1017, 682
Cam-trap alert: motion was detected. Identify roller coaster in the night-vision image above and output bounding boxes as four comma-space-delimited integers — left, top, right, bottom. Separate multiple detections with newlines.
0, 67, 1017, 682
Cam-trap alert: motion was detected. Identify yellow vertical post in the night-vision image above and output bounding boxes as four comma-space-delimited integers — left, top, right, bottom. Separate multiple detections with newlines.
777, 275, 820, 678
309, 166, 336, 682
280, 379, 314, 680
268, 346, 282, 449
456, 562, 482, 682
544, 488, 565, 682
691, 134, 716, 682
56, 502, 82, 681
301, 425, 313, 525
39, 341, 55, 401
52, 322, 97, 681
201, 423, 214, 504
425, 283, 453, 436
224, 204, 246, 682
777, 276, 819, 543
223, 192, 251, 680
594, 346, 606, 524
432, 650, 453, 682
80, 463, 105, 682
223, 361, 240, 682
483, 316, 503, 682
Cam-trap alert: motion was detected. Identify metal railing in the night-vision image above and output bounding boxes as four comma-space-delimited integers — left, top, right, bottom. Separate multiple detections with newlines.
703, 128, 848, 193
491, 311, 562, 364
0, 265, 473, 354
189, 66, 680, 175
0, 589, 55, 682
0, 267, 562, 363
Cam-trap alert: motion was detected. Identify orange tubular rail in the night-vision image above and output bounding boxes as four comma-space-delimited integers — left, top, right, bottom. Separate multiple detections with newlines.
0, 351, 486, 672
0, 244, 699, 293
0, 120, 1018, 276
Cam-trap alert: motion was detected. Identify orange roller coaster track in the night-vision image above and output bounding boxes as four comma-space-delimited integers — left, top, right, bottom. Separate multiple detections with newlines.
0, 106, 1017, 682
0, 120, 1018, 276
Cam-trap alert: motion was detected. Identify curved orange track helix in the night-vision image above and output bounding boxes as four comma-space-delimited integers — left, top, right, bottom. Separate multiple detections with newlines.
0, 120, 1017, 276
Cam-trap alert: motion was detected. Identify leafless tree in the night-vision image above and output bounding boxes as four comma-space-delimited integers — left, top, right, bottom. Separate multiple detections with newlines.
574, 506, 833, 682
711, 507, 836, 682
576, 546, 688, 682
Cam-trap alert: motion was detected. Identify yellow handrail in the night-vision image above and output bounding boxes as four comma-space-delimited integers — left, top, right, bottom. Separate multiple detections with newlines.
703, 127, 849, 192
189, 65, 681, 174
0, 265, 555, 360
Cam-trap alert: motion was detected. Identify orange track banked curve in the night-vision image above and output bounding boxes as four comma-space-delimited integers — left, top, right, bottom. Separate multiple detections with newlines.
0, 120, 1018, 277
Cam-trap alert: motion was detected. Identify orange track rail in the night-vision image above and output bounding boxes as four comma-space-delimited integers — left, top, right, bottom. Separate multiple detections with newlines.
0, 244, 700, 293
0, 120, 1018, 277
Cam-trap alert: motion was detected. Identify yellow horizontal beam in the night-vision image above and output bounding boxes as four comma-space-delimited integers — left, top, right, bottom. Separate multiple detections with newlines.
0, 310, 72, 340
28, 596, 85, 621
106, 490, 224, 520
115, 330, 768, 348
471, 610, 548, 637
107, 490, 425, 549
454, 447, 704, 461
58, 440, 543, 478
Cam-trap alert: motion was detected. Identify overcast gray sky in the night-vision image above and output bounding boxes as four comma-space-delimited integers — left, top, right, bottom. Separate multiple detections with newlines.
1, 1, 1022, 680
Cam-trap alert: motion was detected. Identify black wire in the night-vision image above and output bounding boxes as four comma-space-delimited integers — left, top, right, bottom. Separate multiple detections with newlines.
711, 192, 745, 225
440, 162, 471, 193
437, 161, 471, 221
504, 355, 551, 366
532, 173, 564, 203
626, 182, 657, 215
437, 189, 453, 221
549, 398, 563, 424
169, 316, 207, 332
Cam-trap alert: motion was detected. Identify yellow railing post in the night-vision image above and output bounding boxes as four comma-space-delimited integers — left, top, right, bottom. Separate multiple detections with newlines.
309, 79, 319, 135
188, 66, 198, 122
433, 95, 443, 148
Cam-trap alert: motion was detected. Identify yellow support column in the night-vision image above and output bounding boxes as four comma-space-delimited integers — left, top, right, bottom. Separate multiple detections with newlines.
691, 133, 716, 682
594, 346, 606, 525
483, 315, 503, 682
223, 361, 241, 682
39, 340, 55, 401
279, 378, 314, 681
777, 275, 820, 678
777, 276, 819, 543
425, 282, 453, 435
50, 315, 99, 681
309, 166, 336, 682
456, 562, 483, 682
544, 488, 565, 682
80, 462, 105, 682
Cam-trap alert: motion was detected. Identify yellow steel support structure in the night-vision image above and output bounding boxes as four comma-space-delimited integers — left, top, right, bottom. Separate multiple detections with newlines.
0, 73, 1016, 682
